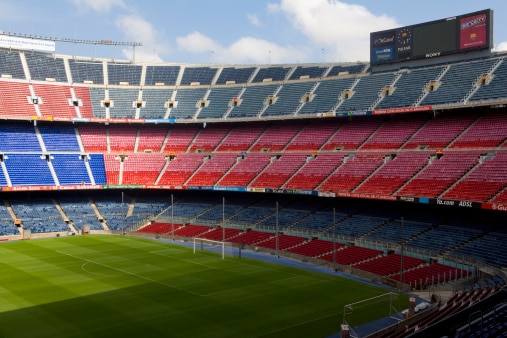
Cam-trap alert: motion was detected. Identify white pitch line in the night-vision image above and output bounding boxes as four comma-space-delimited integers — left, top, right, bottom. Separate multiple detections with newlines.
203, 274, 316, 297
57, 250, 200, 296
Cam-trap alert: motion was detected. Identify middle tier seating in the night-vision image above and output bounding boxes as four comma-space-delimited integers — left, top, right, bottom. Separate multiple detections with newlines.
397, 151, 482, 198
318, 153, 385, 193
249, 153, 309, 189
185, 153, 239, 187
217, 153, 272, 187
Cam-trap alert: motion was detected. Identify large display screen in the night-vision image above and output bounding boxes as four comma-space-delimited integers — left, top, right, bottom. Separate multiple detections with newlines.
370, 9, 492, 66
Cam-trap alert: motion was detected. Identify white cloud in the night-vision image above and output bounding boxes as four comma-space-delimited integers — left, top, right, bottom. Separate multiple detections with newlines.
176, 32, 307, 64
270, 0, 399, 61
247, 14, 261, 27
495, 41, 507, 52
176, 31, 220, 54
115, 15, 168, 62
70, 0, 126, 13
224, 37, 307, 64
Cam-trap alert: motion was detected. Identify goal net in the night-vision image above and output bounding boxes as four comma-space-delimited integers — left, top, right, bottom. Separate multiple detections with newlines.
342, 292, 404, 337
192, 238, 233, 259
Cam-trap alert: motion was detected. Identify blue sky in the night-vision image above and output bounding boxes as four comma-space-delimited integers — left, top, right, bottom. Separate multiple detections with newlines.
1, 0, 506, 64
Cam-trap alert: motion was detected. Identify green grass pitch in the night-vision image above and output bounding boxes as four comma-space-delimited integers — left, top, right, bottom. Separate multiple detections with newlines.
0, 235, 407, 337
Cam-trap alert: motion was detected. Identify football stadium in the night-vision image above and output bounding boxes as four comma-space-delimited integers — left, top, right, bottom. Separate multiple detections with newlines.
0, 7, 507, 338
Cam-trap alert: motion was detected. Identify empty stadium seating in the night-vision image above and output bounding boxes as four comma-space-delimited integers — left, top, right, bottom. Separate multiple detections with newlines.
2, 44, 507, 326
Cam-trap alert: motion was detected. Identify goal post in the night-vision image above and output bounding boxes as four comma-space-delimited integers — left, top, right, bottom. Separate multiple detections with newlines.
193, 238, 230, 259
342, 292, 404, 336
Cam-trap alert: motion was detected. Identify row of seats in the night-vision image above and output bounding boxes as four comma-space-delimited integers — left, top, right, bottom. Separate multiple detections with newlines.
0, 54, 506, 120
0, 109, 504, 155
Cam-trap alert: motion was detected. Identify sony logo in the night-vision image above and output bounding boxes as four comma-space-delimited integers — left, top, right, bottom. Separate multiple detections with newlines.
425, 52, 441, 58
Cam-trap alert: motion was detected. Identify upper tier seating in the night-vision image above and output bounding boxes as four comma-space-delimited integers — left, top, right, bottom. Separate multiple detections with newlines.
72, 86, 94, 118
0, 50, 25, 79
326, 64, 366, 76
107, 63, 142, 86
196, 87, 243, 120
138, 88, 173, 119
0, 81, 36, 118
215, 67, 256, 85
262, 81, 316, 117
297, 77, 355, 115
144, 65, 180, 86
469, 57, 507, 103
227, 84, 279, 119
180, 67, 217, 86
420, 58, 497, 106
375, 66, 445, 109
288, 65, 328, 80
25, 53, 67, 82
337, 72, 396, 112
252, 66, 291, 83
68, 59, 104, 84
32, 83, 77, 118
169, 87, 207, 120
107, 88, 139, 119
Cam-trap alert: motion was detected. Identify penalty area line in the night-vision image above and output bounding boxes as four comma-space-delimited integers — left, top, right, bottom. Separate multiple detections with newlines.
57, 250, 200, 296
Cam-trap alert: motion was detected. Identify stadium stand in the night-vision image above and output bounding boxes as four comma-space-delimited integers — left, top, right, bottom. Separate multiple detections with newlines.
2, 33, 507, 338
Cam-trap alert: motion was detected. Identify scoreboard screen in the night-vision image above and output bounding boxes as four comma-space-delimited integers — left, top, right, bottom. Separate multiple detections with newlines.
371, 9, 492, 65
